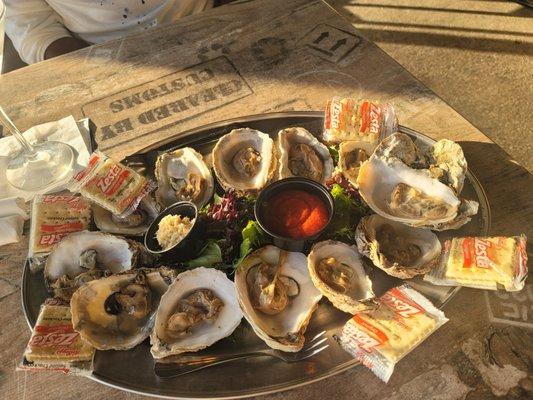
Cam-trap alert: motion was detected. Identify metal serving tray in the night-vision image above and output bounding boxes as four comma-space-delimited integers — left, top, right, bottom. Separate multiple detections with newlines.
22, 111, 490, 399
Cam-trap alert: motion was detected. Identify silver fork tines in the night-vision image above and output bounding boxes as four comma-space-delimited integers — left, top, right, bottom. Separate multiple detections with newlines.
155, 330, 329, 378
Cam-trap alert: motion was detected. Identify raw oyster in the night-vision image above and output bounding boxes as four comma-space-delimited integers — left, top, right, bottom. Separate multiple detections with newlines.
44, 231, 146, 301
151, 267, 242, 358
337, 140, 376, 186
307, 240, 378, 314
357, 149, 477, 230
93, 196, 159, 236
70, 269, 173, 350
155, 147, 214, 208
277, 127, 333, 183
373, 132, 467, 194
356, 214, 441, 279
235, 245, 322, 352
212, 128, 277, 193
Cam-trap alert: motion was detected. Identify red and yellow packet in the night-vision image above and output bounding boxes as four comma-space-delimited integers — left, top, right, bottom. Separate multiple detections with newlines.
71, 151, 155, 218
19, 298, 94, 376
424, 235, 528, 291
324, 97, 397, 144
337, 284, 448, 383
28, 193, 92, 271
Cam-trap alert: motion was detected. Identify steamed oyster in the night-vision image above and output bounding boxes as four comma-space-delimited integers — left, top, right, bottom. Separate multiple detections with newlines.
155, 147, 214, 208
277, 127, 333, 183
357, 133, 478, 231
70, 269, 174, 350
93, 196, 159, 236
151, 267, 242, 358
337, 140, 375, 186
308, 240, 377, 314
44, 231, 147, 301
235, 245, 322, 352
356, 214, 441, 279
212, 128, 277, 193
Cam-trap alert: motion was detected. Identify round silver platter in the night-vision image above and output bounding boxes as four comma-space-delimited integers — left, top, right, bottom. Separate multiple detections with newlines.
22, 111, 490, 399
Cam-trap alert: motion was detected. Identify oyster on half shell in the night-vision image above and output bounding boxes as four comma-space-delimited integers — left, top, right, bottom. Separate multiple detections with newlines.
70, 268, 174, 350
93, 196, 159, 236
235, 245, 322, 352
337, 140, 376, 186
212, 128, 277, 194
44, 231, 147, 301
307, 240, 378, 314
356, 214, 442, 279
357, 134, 478, 231
155, 147, 214, 208
150, 267, 242, 358
277, 127, 333, 183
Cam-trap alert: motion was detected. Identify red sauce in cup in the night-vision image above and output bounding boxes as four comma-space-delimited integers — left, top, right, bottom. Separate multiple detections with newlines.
264, 189, 329, 239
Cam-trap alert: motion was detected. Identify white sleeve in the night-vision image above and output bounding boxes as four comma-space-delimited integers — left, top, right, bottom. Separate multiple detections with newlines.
4, 0, 72, 64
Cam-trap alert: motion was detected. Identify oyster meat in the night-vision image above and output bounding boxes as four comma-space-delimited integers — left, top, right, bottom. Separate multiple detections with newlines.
93, 196, 159, 236
70, 269, 173, 350
44, 231, 147, 301
356, 214, 442, 279
307, 240, 377, 314
151, 267, 242, 358
357, 134, 478, 230
277, 127, 333, 183
155, 147, 214, 208
337, 140, 375, 186
235, 245, 322, 352
212, 128, 277, 193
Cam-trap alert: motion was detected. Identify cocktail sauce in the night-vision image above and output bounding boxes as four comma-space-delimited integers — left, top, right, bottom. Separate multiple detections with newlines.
264, 189, 329, 239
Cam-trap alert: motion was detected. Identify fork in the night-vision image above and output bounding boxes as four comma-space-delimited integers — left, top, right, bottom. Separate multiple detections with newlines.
154, 330, 329, 378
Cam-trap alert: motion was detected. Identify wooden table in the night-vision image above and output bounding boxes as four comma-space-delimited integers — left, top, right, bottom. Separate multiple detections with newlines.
0, 0, 531, 398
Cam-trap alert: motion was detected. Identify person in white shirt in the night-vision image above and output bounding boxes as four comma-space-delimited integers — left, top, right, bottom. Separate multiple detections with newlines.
4, 0, 224, 65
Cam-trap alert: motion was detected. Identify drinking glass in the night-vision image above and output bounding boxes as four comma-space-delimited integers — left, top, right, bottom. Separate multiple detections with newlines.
0, 106, 75, 192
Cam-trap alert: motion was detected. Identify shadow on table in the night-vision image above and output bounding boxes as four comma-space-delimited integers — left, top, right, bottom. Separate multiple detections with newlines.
458, 140, 533, 245
330, 0, 533, 55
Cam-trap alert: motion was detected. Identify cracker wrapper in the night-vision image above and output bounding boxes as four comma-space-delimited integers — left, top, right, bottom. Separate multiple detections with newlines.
19, 298, 94, 376
324, 97, 397, 144
337, 284, 448, 383
424, 235, 528, 292
28, 194, 92, 271
71, 151, 155, 218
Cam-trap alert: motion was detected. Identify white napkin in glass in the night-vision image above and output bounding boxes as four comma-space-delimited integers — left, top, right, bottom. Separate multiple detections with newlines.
0, 116, 92, 201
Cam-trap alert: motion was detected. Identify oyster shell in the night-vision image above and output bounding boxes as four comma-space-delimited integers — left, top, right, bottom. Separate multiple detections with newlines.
155, 147, 214, 208
337, 140, 376, 186
212, 128, 277, 193
70, 269, 173, 350
426, 139, 467, 194
277, 127, 333, 183
150, 267, 242, 358
307, 240, 378, 314
44, 231, 146, 301
235, 245, 322, 352
357, 156, 477, 230
93, 196, 159, 236
356, 214, 441, 279
373, 133, 467, 194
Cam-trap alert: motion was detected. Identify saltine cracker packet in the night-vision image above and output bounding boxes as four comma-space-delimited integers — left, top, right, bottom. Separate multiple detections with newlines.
28, 194, 92, 271
71, 151, 155, 218
324, 98, 397, 144
19, 298, 94, 376
337, 284, 448, 383
424, 235, 528, 292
